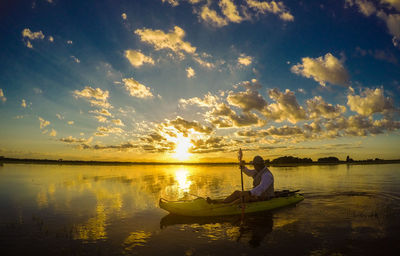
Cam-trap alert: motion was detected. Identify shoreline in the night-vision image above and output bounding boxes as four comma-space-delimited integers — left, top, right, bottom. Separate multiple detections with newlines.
1, 157, 400, 166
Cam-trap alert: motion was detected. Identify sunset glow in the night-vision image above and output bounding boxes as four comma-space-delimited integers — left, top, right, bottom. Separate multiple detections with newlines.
0, 0, 399, 162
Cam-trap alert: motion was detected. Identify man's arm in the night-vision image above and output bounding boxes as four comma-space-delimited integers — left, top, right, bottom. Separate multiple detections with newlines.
241, 166, 257, 177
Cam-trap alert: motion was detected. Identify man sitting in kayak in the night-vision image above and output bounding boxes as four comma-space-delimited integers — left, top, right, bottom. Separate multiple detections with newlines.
207, 155, 274, 204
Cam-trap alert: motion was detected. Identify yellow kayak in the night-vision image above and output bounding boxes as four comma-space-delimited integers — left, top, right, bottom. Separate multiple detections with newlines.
159, 193, 304, 217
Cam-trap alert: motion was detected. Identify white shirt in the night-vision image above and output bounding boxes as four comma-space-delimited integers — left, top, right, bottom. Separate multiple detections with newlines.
243, 166, 274, 197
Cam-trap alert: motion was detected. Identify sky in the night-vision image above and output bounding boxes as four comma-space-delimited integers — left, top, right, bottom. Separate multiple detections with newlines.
0, 0, 400, 162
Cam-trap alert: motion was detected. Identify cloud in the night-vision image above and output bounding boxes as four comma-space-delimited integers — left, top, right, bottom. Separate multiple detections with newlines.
164, 116, 213, 136
22, 28, 45, 40
49, 129, 57, 137
67, 121, 74, 125
193, 56, 215, 68
306, 96, 346, 119
60, 136, 93, 144
70, 56, 80, 63
345, 0, 376, 16
86, 142, 139, 151
189, 136, 233, 154
377, 11, 400, 47
67, 40, 73, 44
73, 86, 112, 108
0, 89, 6, 102
135, 26, 196, 57
227, 88, 267, 112
21, 99, 27, 108
207, 103, 265, 127
262, 88, 307, 123
121, 78, 154, 98
48, 36, 54, 42
199, 4, 229, 27
266, 125, 304, 136
347, 87, 395, 116
39, 117, 50, 129
22, 28, 45, 48
95, 126, 124, 136
186, 67, 195, 78
291, 53, 350, 87
121, 13, 127, 20
346, 0, 400, 47
125, 50, 154, 68
112, 119, 124, 126
381, 0, 400, 11
94, 115, 108, 123
356, 47, 398, 64
162, 0, 179, 6
238, 54, 253, 66
179, 92, 219, 108
219, 0, 243, 23
89, 109, 112, 116
246, 0, 294, 21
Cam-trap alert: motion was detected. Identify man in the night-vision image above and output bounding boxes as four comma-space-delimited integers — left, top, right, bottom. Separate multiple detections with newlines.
208, 155, 274, 204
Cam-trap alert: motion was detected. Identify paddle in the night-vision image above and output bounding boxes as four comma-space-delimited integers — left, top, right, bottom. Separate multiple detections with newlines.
238, 148, 245, 221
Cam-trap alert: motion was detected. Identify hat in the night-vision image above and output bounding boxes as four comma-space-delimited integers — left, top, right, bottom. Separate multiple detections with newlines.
253, 155, 264, 165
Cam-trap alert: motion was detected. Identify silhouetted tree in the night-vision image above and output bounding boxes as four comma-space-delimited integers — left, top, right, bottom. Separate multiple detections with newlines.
318, 157, 339, 163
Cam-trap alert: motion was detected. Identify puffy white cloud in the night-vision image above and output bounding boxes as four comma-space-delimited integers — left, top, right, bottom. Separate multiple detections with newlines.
38, 117, 50, 129
73, 86, 112, 108
56, 114, 64, 120
49, 129, 57, 137
347, 88, 395, 116
135, 26, 196, 57
89, 109, 112, 117
74, 86, 109, 101
21, 99, 27, 108
121, 13, 127, 20
95, 126, 124, 136
207, 103, 265, 127
22, 28, 45, 40
0, 89, 6, 102
179, 92, 220, 108
125, 50, 154, 68
48, 36, 54, 42
291, 53, 350, 87
112, 119, 125, 126
67, 121, 74, 125
306, 96, 346, 119
246, 0, 294, 21
186, 67, 195, 78
238, 54, 253, 66
122, 78, 154, 98
67, 40, 73, 44
94, 115, 108, 123
219, 0, 243, 23
266, 125, 303, 136
227, 89, 267, 112
199, 5, 229, 27
164, 116, 213, 136
262, 88, 306, 123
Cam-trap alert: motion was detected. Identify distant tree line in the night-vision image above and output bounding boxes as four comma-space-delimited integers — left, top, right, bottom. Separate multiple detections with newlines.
250, 155, 387, 164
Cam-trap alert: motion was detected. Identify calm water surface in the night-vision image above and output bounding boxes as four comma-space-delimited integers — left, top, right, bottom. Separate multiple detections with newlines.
0, 163, 400, 255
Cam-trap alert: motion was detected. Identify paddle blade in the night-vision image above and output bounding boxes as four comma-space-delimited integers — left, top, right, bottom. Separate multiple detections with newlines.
238, 148, 243, 162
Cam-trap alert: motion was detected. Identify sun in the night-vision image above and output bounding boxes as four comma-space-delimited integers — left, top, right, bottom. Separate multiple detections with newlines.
172, 134, 192, 161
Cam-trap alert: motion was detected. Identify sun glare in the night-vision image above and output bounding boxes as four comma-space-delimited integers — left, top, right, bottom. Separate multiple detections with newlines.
173, 134, 192, 161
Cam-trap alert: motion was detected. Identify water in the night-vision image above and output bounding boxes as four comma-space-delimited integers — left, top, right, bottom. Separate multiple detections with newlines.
0, 163, 399, 255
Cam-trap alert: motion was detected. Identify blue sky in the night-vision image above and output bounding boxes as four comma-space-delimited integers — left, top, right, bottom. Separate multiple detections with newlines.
0, 0, 399, 162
